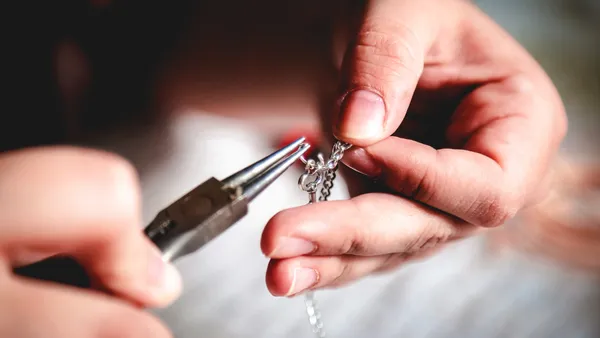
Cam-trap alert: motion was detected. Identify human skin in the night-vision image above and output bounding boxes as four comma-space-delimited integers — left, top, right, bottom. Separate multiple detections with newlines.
261, 0, 567, 297
0, 148, 181, 337
0, 0, 566, 335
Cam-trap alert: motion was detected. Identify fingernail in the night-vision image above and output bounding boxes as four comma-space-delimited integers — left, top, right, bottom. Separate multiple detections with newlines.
286, 268, 318, 296
336, 90, 385, 140
148, 248, 182, 301
268, 237, 316, 258
343, 147, 381, 177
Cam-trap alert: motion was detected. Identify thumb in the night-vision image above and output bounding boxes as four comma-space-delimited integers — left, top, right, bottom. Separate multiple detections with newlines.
333, 0, 440, 146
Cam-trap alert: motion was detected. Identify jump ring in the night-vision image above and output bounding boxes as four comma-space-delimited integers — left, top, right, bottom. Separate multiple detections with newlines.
298, 171, 324, 193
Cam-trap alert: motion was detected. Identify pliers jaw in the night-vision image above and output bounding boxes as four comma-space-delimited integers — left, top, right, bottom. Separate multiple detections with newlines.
222, 136, 310, 202
145, 137, 310, 262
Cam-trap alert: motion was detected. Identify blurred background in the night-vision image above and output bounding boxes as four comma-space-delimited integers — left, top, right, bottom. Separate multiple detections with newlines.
4, 0, 600, 337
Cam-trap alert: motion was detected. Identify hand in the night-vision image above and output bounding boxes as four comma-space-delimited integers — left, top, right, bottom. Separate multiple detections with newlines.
0, 147, 181, 337
261, 0, 567, 296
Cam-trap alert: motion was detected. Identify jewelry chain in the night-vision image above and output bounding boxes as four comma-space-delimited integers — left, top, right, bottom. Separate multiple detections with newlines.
297, 140, 352, 337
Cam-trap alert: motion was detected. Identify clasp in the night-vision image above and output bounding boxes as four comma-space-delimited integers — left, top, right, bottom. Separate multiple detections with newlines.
298, 159, 324, 193
298, 148, 327, 193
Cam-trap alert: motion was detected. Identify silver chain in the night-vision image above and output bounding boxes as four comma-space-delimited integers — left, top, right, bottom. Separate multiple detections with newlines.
297, 140, 352, 337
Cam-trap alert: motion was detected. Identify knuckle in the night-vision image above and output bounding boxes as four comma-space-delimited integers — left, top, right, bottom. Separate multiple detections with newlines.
393, 150, 438, 203
355, 20, 423, 77
339, 199, 373, 255
338, 234, 361, 255
346, 237, 368, 255
330, 260, 352, 286
472, 187, 522, 228
410, 164, 435, 203
403, 231, 446, 255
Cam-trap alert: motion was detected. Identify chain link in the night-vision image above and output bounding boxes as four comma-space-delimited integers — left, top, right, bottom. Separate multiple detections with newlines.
297, 140, 352, 337
298, 140, 351, 196
318, 141, 350, 202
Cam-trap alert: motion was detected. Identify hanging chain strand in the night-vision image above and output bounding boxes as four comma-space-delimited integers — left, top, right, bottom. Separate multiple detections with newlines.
297, 140, 352, 338
318, 141, 349, 201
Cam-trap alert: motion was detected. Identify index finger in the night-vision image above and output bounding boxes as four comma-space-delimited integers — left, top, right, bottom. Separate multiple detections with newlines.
343, 75, 565, 228
261, 193, 476, 258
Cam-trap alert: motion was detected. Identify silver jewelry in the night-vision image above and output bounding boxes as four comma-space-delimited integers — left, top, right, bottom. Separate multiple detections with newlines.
298, 140, 352, 337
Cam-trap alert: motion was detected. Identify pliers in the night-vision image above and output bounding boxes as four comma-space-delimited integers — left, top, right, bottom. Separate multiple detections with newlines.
144, 137, 310, 262
13, 137, 310, 286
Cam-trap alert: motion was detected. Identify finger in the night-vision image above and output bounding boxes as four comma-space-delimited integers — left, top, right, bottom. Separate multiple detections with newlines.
8, 248, 54, 267
266, 245, 444, 297
0, 146, 182, 308
1, 277, 172, 338
342, 75, 566, 228
266, 255, 395, 297
333, 0, 452, 146
372, 243, 445, 274
262, 193, 476, 258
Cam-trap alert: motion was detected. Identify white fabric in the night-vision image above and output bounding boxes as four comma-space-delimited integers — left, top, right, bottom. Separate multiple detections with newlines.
83, 112, 600, 338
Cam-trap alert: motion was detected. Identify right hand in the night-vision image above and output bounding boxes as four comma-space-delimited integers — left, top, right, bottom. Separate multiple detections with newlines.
261, 0, 566, 297
0, 146, 182, 337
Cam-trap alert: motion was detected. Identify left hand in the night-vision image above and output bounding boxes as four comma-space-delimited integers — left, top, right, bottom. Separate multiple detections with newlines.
260, 0, 567, 297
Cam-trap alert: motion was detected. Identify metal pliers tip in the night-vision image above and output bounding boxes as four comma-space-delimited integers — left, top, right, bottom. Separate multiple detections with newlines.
144, 137, 310, 262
